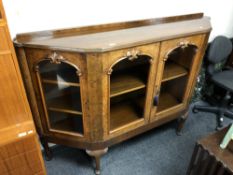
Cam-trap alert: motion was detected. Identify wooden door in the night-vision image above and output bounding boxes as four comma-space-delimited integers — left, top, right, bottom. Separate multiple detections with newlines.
103, 43, 160, 137
150, 34, 206, 121
25, 49, 88, 140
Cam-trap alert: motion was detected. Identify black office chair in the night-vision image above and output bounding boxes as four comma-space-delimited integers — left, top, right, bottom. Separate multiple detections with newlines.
193, 36, 233, 129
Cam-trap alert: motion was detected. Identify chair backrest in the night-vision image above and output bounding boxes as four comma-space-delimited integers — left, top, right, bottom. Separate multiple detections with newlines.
207, 36, 232, 75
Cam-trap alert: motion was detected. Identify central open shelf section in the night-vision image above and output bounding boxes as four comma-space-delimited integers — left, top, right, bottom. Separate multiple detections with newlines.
109, 55, 150, 132
110, 97, 145, 130
110, 74, 146, 98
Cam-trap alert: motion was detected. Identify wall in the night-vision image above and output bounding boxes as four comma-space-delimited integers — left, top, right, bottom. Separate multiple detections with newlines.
2, 0, 233, 40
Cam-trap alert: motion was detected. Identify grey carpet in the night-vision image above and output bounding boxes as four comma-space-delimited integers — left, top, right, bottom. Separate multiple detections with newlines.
44, 101, 232, 175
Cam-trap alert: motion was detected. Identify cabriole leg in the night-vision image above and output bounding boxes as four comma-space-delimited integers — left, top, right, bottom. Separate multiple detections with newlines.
177, 110, 189, 135
40, 137, 53, 161
86, 148, 108, 175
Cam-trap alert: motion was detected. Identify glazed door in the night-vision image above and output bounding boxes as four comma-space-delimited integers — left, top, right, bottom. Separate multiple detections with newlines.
151, 35, 205, 120
106, 44, 160, 135
33, 52, 85, 137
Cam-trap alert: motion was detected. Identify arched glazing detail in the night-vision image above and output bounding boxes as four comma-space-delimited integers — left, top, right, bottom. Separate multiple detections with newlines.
156, 44, 198, 113
36, 58, 83, 135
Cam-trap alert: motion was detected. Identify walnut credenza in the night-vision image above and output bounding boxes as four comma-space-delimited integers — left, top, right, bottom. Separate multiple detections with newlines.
14, 13, 211, 174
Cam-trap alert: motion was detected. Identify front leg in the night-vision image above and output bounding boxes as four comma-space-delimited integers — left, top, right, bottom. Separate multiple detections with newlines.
40, 137, 53, 161
86, 148, 108, 175
176, 109, 189, 135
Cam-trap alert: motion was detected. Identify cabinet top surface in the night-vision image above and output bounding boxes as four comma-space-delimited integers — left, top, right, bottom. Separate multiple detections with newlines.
15, 14, 211, 53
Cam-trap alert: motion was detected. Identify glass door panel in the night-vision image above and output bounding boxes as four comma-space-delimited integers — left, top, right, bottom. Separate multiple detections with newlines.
156, 44, 197, 113
109, 55, 151, 131
37, 61, 83, 135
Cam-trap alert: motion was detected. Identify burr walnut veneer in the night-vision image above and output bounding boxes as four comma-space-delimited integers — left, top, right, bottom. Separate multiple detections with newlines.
0, 0, 46, 174
14, 13, 211, 174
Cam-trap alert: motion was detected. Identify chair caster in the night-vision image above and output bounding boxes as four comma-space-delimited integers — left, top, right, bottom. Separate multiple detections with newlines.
216, 126, 223, 131
216, 117, 224, 131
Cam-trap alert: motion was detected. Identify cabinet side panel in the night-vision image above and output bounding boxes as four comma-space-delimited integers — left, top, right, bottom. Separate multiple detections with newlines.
186, 33, 210, 103
15, 47, 44, 135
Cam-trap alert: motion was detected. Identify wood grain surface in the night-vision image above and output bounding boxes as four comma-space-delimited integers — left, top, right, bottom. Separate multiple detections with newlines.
0, 0, 46, 174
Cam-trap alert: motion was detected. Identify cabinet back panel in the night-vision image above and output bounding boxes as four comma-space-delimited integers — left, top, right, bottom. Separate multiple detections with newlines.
162, 76, 188, 101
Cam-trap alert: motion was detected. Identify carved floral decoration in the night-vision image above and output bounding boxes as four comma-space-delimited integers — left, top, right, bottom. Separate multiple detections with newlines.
47, 52, 66, 64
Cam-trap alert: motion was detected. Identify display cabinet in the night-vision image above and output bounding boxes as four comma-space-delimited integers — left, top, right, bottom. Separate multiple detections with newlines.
14, 13, 211, 174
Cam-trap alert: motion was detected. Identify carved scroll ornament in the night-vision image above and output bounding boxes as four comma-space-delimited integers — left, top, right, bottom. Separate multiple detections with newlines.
163, 41, 198, 62
126, 49, 141, 61
47, 52, 66, 64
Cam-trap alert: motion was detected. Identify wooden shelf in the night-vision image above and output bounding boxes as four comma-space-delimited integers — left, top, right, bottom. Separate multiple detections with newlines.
42, 79, 80, 87
46, 94, 82, 115
41, 68, 80, 87
110, 74, 146, 98
157, 92, 181, 112
162, 61, 188, 82
50, 116, 83, 134
110, 100, 143, 130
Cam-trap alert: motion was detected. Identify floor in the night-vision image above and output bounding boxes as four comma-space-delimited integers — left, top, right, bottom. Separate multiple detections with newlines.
44, 102, 232, 175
